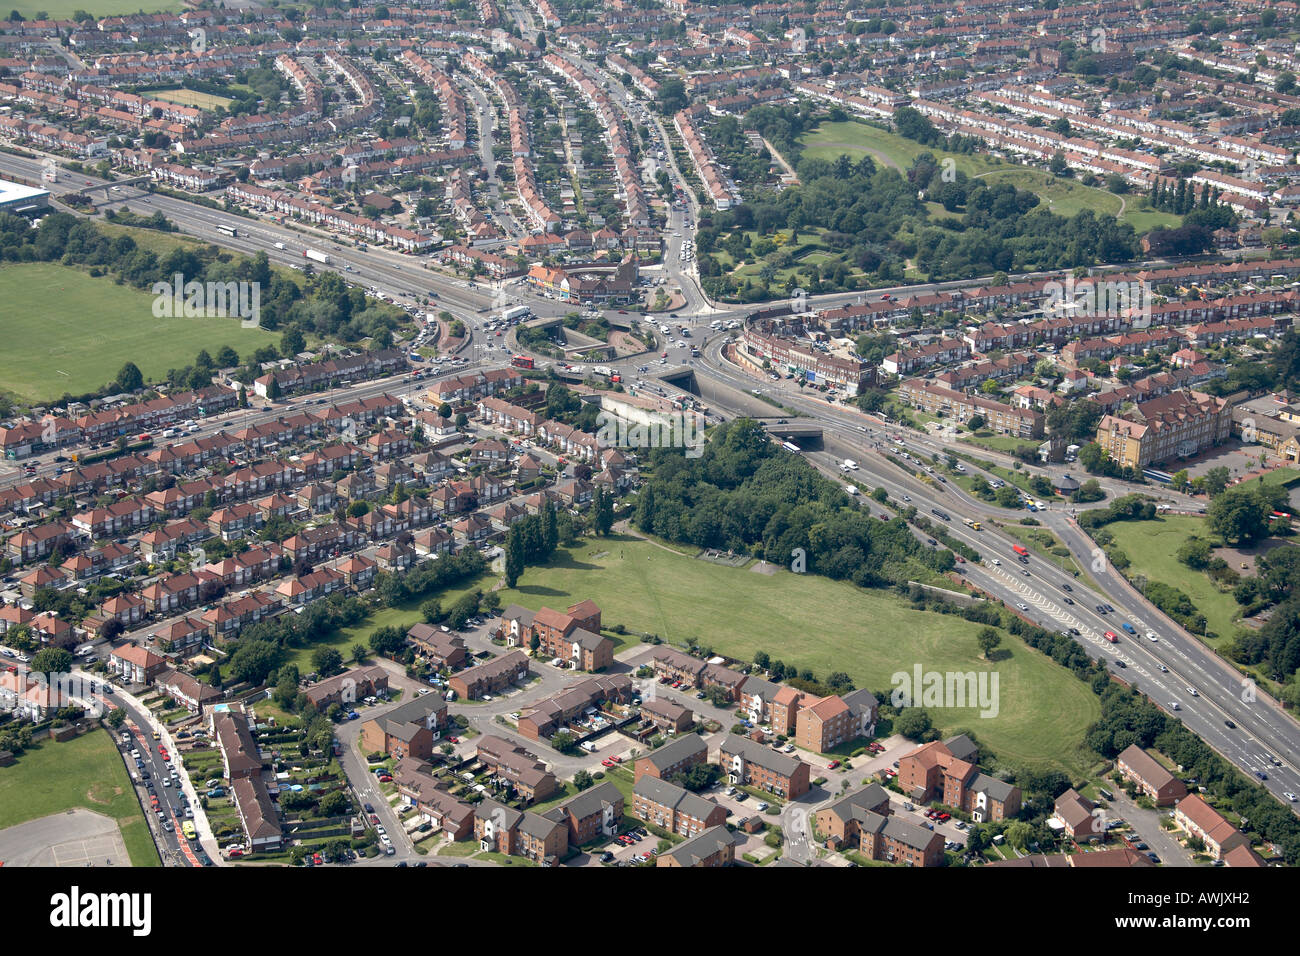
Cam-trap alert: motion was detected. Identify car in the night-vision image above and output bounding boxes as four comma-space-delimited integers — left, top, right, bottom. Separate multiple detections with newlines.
1095, 604, 1107, 614
1187, 686, 1198, 697
1115, 659, 1126, 668
1285, 793, 1298, 803
1159, 664, 1168, 673
1133, 841, 1148, 851
1063, 597, 1074, 605
1146, 631, 1159, 642
1016, 602, 1029, 611
1256, 770, 1268, 781
363, 803, 375, 814
827, 760, 841, 769
1224, 719, 1236, 729
1060, 583, 1072, 592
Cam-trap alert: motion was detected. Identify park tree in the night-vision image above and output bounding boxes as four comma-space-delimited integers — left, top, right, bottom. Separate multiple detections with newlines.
894, 707, 933, 740
311, 646, 344, 676
115, 361, 144, 392
977, 627, 1002, 660
1203, 466, 1232, 498
504, 526, 525, 588
1209, 484, 1284, 545
573, 770, 594, 791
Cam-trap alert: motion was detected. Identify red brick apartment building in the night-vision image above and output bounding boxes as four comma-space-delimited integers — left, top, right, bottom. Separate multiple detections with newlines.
1115, 744, 1187, 806
817, 784, 944, 866
897, 735, 1021, 821
634, 776, 728, 837
360, 694, 448, 761
447, 650, 530, 700
717, 734, 811, 799
649, 646, 707, 686
498, 600, 614, 671
634, 734, 708, 783
656, 826, 740, 867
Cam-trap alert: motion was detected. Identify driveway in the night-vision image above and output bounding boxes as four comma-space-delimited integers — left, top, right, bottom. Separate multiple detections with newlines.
1104, 789, 1195, 867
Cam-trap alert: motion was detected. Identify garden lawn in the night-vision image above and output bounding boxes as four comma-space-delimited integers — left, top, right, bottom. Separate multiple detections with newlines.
499, 536, 1100, 777
0, 729, 160, 866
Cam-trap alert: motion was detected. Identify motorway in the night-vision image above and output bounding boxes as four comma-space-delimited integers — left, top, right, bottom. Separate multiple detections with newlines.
683, 334, 1300, 813
6, 111, 1300, 817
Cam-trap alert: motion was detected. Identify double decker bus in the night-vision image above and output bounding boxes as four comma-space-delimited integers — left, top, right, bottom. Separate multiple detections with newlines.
510, 355, 535, 369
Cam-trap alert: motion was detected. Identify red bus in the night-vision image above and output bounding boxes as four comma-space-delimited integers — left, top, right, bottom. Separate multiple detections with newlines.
1103, 631, 1118, 643
510, 355, 534, 369
1011, 545, 1029, 557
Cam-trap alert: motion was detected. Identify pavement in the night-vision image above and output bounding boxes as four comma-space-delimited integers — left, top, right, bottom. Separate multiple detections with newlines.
0, 808, 130, 867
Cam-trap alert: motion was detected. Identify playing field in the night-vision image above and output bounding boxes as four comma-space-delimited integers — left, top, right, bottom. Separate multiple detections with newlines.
0, 262, 277, 404
499, 536, 1101, 776
5, 0, 177, 17
0, 730, 160, 867
150, 87, 235, 111
1103, 515, 1243, 646
799, 119, 1181, 232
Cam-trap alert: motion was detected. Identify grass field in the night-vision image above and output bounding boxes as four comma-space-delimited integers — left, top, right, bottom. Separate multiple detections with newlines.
0, 262, 278, 404
799, 120, 1181, 232
499, 536, 1100, 776
6, 0, 177, 16
0, 730, 160, 866
150, 87, 234, 111
1102, 515, 1242, 646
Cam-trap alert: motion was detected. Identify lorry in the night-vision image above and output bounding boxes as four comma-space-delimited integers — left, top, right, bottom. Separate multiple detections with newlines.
304, 249, 331, 265
500, 305, 530, 323
274, 241, 286, 250
592, 366, 614, 378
